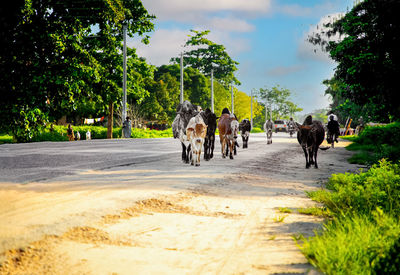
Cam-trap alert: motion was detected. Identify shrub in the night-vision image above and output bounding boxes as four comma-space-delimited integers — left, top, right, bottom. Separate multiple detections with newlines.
251, 127, 264, 133
308, 160, 400, 218
299, 210, 400, 275
347, 122, 400, 164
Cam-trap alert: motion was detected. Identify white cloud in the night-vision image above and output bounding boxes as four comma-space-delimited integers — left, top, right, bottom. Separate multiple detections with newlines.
297, 13, 343, 63
130, 28, 250, 67
143, 0, 272, 19
207, 17, 255, 33
266, 64, 305, 77
130, 29, 188, 66
141, 0, 269, 33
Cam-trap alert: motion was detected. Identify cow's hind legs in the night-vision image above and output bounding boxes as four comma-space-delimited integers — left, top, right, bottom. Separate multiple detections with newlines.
303, 148, 310, 168
181, 143, 186, 162
314, 148, 319, 169
186, 144, 191, 164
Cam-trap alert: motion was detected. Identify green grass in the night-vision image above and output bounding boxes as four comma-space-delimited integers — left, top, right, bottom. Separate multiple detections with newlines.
299, 210, 400, 275
1, 126, 173, 143
273, 214, 288, 223
251, 127, 264, 133
344, 122, 400, 165
0, 134, 13, 144
278, 207, 292, 213
298, 207, 332, 218
300, 159, 400, 273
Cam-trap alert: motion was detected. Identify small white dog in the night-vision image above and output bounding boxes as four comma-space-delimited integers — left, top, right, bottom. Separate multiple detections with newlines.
86, 130, 91, 140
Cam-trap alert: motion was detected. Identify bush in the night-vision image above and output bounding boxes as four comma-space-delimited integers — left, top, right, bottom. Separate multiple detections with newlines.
251, 127, 264, 133
29, 125, 173, 142
346, 122, 400, 164
308, 160, 400, 218
299, 210, 400, 275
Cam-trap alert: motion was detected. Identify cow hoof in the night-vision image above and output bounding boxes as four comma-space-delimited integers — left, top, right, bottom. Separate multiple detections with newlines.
230, 155, 234, 160
315, 165, 319, 169
195, 163, 200, 166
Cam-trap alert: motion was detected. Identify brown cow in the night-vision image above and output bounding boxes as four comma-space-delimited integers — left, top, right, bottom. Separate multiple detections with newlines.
297, 115, 329, 168
218, 113, 239, 159
186, 115, 207, 166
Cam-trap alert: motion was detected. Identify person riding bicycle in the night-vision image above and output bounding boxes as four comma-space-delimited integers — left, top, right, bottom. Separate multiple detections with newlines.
327, 115, 340, 143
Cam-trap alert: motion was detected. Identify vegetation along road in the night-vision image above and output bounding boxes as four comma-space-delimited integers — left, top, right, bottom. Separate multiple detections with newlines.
0, 133, 362, 274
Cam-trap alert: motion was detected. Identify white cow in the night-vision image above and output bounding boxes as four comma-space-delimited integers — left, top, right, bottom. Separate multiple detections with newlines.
186, 115, 207, 166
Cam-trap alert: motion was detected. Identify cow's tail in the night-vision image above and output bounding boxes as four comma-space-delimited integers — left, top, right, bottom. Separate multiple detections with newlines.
319, 146, 330, 151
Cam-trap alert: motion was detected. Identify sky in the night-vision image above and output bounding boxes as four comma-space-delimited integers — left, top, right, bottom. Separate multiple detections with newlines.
131, 0, 354, 115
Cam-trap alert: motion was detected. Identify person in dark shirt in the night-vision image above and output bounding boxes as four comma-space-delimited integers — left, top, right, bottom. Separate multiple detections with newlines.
327, 115, 340, 143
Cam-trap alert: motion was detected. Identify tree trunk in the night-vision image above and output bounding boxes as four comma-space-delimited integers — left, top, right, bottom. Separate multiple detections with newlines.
107, 101, 113, 139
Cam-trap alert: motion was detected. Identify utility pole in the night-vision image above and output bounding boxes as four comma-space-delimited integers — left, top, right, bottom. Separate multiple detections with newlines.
180, 52, 184, 104
250, 89, 253, 128
231, 82, 234, 113
211, 68, 214, 113
122, 23, 127, 123
265, 100, 268, 122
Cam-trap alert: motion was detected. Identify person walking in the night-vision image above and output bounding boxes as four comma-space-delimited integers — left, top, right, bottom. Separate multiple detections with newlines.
122, 116, 132, 138
67, 124, 75, 141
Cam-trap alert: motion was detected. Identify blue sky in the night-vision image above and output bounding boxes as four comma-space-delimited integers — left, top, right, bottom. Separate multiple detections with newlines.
132, 0, 354, 114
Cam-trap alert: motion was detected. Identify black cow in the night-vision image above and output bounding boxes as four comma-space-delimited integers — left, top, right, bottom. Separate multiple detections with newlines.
172, 101, 199, 163
200, 108, 217, 161
297, 115, 329, 169
239, 119, 251, 148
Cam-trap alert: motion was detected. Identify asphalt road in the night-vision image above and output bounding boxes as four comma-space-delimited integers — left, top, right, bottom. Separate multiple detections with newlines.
0, 133, 278, 184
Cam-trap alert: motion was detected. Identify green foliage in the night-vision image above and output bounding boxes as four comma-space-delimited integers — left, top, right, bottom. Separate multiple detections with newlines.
0, 134, 13, 144
27, 125, 172, 142
298, 207, 332, 218
308, 160, 400, 218
374, 235, 400, 274
250, 127, 264, 133
299, 210, 400, 275
302, 154, 400, 273
171, 30, 240, 87
255, 86, 302, 121
346, 122, 400, 164
0, 0, 154, 142
310, 0, 400, 122
278, 207, 292, 214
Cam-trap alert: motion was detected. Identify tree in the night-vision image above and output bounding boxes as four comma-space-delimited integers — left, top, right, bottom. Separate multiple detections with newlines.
233, 90, 263, 122
0, 0, 154, 141
308, 0, 400, 122
256, 86, 302, 120
171, 30, 240, 88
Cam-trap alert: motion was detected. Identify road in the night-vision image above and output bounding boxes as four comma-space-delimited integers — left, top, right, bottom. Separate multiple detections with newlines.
0, 133, 361, 274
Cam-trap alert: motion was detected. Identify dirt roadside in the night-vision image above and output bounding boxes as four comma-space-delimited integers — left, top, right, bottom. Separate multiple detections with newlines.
0, 136, 362, 274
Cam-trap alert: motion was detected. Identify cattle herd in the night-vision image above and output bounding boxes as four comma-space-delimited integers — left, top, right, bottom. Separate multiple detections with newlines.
172, 100, 330, 168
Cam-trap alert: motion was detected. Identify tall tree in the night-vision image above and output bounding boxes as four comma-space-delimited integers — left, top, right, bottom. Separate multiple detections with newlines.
309, 0, 400, 122
0, 0, 154, 141
171, 30, 240, 88
256, 86, 302, 120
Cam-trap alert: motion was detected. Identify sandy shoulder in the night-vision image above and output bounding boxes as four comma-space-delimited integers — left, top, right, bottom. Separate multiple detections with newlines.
0, 135, 361, 274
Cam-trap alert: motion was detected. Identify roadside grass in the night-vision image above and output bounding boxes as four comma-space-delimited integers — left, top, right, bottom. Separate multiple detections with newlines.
251, 127, 264, 133
0, 134, 13, 144
297, 207, 332, 218
1, 126, 173, 143
343, 122, 400, 165
299, 210, 400, 275
298, 123, 400, 273
298, 159, 400, 274
273, 214, 288, 223
278, 207, 292, 213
